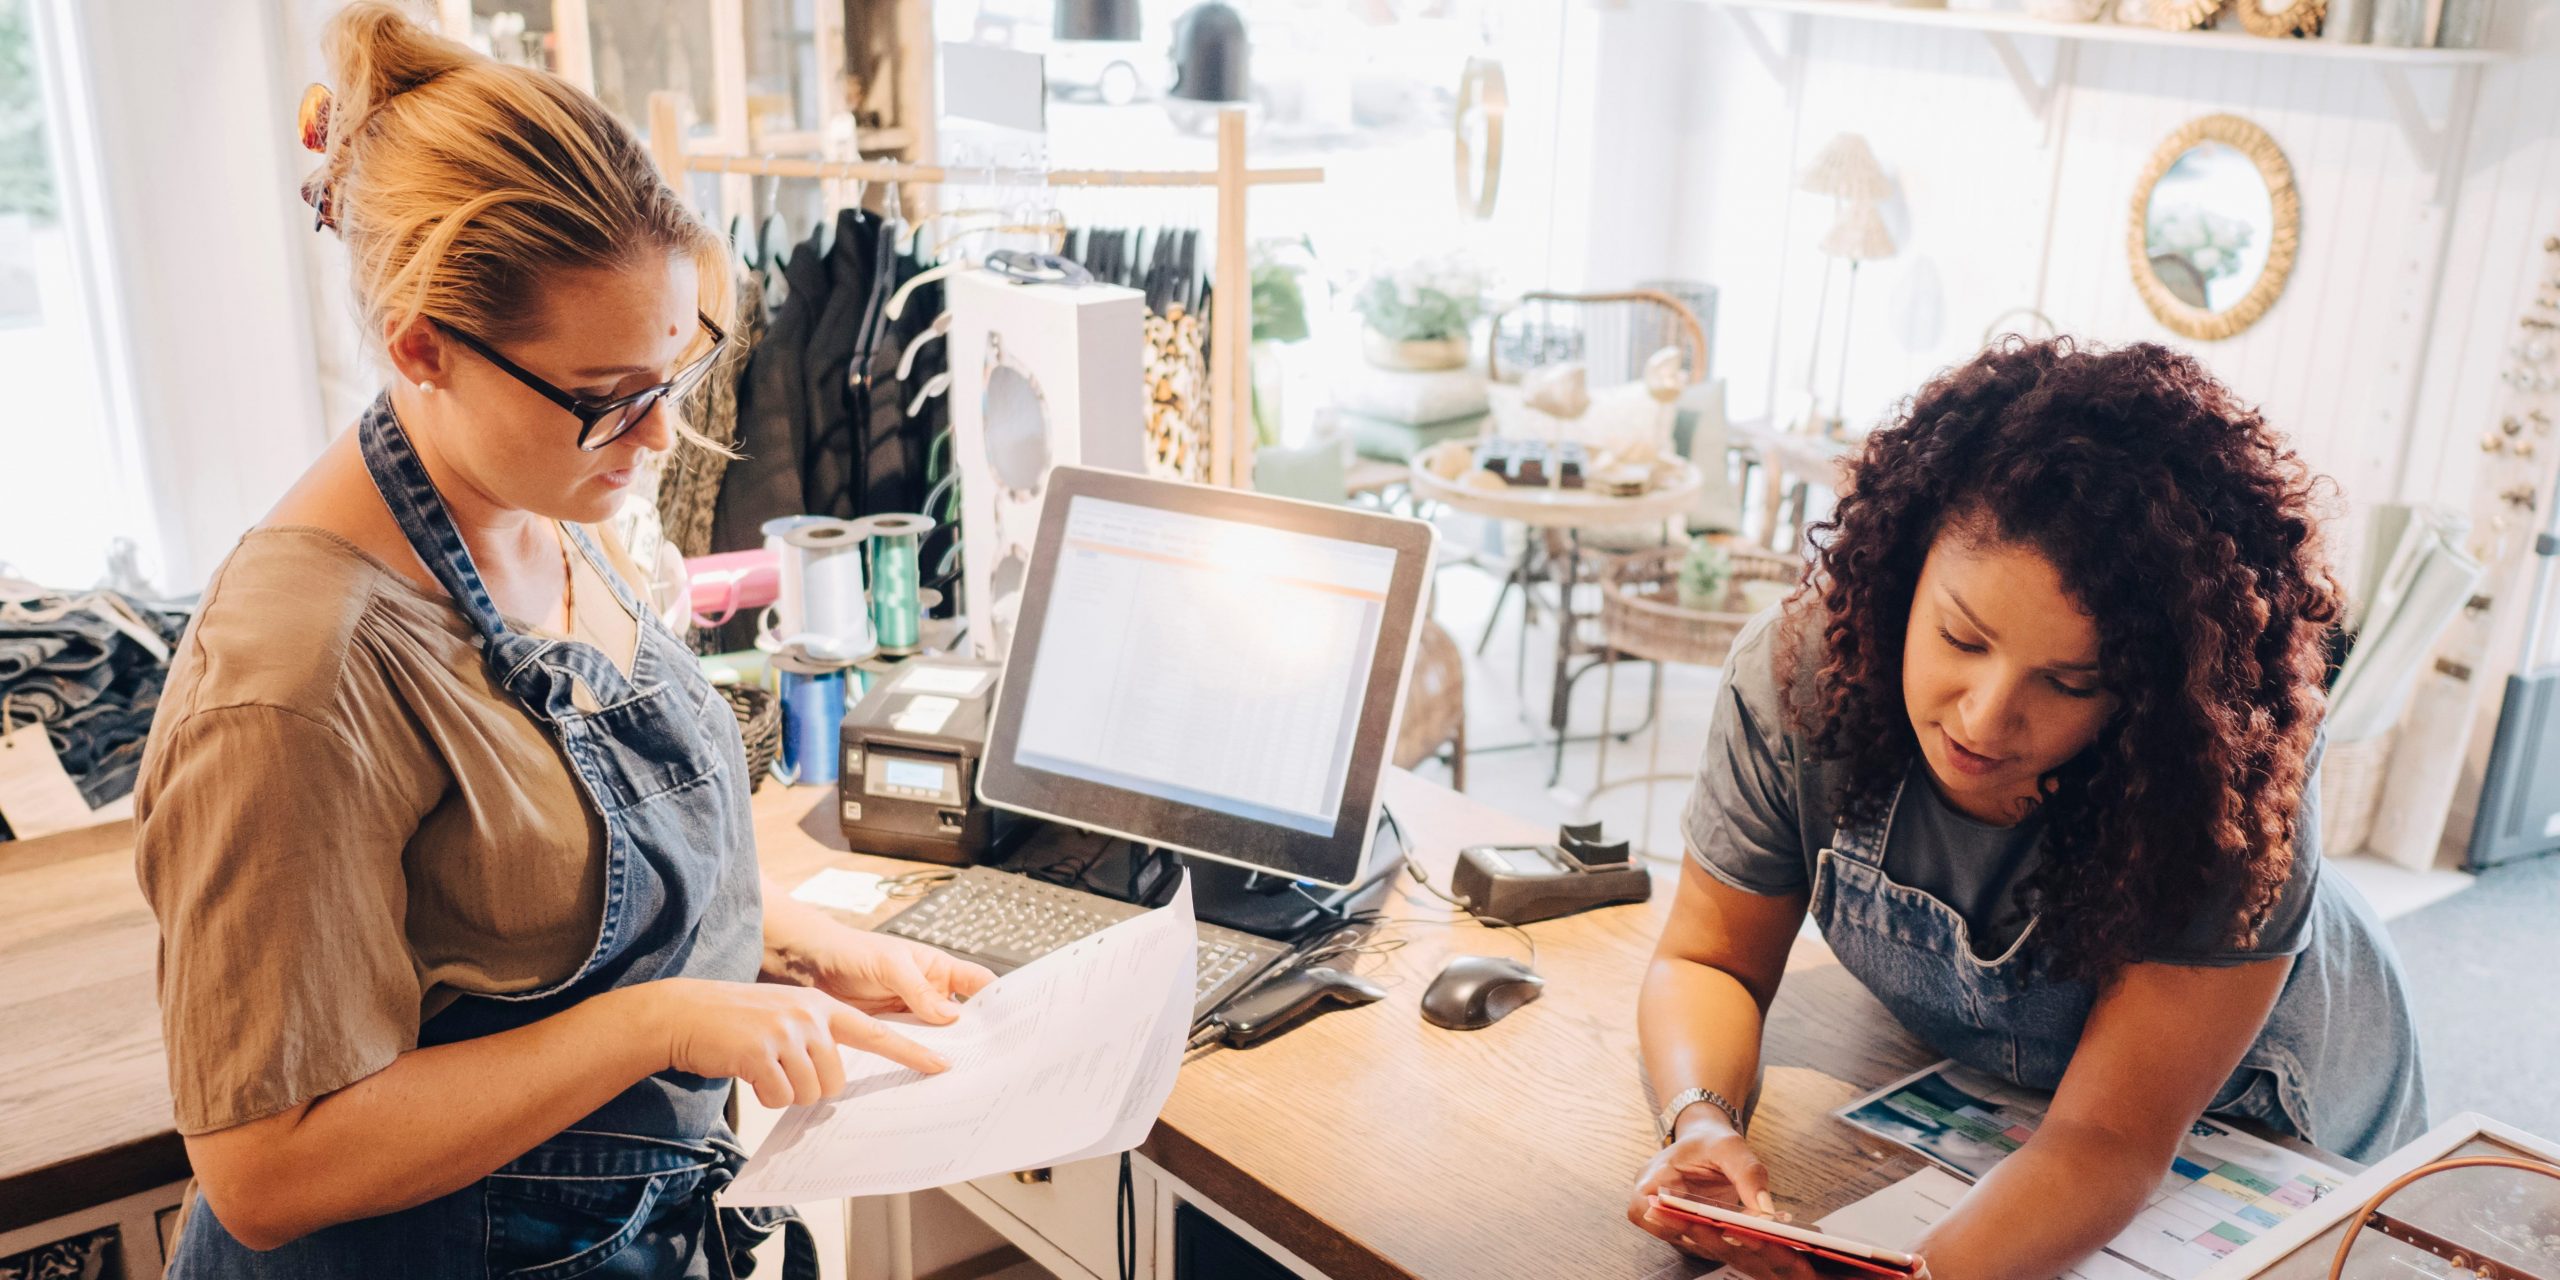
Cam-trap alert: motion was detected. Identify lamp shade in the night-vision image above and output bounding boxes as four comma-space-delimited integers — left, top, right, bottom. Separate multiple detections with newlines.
1057, 0, 1141, 41
1819, 199, 1897, 261
1799, 133, 1891, 201
1169, 1, 1250, 104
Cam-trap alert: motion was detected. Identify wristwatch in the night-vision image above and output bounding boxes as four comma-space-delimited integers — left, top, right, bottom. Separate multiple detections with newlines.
1656, 1086, 1745, 1146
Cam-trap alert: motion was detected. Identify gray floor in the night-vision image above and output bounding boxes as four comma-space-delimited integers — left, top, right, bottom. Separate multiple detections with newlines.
2385, 852, 2560, 1140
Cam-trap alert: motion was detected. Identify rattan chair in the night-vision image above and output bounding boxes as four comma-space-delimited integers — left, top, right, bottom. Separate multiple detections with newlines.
1590, 544, 1801, 852
1470, 291, 1740, 782
1393, 620, 1468, 789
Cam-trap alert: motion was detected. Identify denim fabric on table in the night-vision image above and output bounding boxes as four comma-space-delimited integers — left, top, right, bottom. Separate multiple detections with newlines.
0, 634, 66, 682
0, 584, 191, 832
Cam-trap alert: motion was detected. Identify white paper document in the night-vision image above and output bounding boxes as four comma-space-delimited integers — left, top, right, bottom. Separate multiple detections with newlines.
788, 868, 890, 915
726, 875, 1198, 1206
1829, 1061, 2349, 1279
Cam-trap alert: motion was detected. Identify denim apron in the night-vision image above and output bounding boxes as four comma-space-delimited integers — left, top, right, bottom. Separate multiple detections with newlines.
167, 395, 816, 1279
1809, 774, 2429, 1164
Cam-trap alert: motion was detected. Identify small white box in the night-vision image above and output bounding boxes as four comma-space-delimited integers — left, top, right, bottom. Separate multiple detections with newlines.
946, 268, 1147, 658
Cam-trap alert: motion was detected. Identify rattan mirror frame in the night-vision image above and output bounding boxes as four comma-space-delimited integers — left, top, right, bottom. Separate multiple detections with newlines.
2128, 113, 2300, 343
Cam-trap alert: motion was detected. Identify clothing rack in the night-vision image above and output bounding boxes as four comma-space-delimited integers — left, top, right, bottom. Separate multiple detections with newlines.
646, 91, 1322, 491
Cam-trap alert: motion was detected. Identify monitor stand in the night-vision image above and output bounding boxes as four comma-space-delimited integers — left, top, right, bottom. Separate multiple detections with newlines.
996, 819, 1402, 940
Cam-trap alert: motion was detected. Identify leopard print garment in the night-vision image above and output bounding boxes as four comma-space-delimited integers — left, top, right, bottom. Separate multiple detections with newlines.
1142, 304, 1209, 484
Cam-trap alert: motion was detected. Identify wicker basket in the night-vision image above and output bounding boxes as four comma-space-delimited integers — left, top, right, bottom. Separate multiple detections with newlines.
1598, 544, 1801, 667
719, 684, 782, 793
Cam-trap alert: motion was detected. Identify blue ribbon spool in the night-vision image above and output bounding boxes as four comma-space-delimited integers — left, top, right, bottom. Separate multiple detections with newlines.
774, 656, 851, 787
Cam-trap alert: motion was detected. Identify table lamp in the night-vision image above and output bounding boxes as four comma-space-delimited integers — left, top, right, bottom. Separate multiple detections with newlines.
1818, 198, 1898, 439
1796, 133, 1892, 434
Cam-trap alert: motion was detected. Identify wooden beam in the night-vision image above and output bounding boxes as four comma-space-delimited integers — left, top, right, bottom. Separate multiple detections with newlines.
551, 0, 593, 91
710, 0, 753, 226
647, 91, 685, 187
1213, 106, 1251, 489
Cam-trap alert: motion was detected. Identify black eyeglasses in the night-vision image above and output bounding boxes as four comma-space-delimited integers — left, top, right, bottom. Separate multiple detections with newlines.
437, 312, 728, 451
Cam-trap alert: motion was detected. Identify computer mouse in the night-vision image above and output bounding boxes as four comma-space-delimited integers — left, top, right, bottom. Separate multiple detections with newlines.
1421, 954, 1544, 1031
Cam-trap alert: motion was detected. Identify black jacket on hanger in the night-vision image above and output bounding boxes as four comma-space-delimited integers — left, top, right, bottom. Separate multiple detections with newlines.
800, 208, 879, 521
855, 244, 941, 520
712, 232, 834, 556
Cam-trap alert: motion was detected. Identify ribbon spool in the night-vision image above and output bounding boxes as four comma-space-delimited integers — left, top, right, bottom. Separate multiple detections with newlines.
771, 654, 851, 787
759, 515, 826, 646
783, 518, 875, 662
760, 515, 876, 663
856, 513, 934, 654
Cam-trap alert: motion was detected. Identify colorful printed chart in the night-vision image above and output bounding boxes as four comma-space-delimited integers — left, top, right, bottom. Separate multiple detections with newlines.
1829, 1062, 2348, 1280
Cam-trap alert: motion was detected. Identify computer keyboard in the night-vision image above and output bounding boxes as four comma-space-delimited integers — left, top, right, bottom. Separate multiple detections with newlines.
879, 866, 1291, 1024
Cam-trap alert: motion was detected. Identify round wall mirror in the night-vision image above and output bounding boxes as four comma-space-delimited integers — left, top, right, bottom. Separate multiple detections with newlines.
2128, 114, 2298, 342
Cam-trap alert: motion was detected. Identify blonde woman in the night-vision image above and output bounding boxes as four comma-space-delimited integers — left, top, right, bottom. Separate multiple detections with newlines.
133, 8, 990, 1274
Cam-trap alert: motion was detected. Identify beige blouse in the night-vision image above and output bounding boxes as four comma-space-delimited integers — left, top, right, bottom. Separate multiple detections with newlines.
135, 525, 646, 1135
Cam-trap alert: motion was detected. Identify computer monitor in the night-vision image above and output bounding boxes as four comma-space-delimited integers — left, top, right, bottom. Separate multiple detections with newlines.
976, 466, 1437, 890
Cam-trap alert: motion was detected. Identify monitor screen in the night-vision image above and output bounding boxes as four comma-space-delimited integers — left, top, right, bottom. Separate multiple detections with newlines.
1010, 495, 1394, 836
977, 467, 1435, 888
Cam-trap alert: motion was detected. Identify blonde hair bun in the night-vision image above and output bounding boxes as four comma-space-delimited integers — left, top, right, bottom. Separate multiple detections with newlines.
306, 1, 728, 355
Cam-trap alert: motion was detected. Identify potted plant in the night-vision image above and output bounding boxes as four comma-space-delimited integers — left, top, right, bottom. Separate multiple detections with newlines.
1352, 256, 1486, 371
1677, 537, 1734, 611
1250, 237, 1316, 449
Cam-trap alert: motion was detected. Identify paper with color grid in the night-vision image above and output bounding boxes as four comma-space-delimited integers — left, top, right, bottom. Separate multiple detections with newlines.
1829, 1061, 2348, 1279
726, 875, 1197, 1204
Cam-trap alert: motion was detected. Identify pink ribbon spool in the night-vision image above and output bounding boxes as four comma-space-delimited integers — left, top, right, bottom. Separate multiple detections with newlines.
684, 549, 780, 626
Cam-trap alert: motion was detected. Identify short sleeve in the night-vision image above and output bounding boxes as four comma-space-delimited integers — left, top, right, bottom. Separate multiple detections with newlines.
2154, 730, 2325, 966
1681, 613, 1811, 897
135, 705, 424, 1134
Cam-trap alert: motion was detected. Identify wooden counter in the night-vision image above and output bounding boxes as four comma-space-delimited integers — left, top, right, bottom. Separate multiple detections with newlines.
0, 818, 182, 1235
754, 772, 1943, 1280
6, 773, 1940, 1276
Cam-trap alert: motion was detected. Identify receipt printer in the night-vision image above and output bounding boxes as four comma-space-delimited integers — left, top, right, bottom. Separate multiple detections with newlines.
1449, 822, 1652, 925
838, 657, 1015, 864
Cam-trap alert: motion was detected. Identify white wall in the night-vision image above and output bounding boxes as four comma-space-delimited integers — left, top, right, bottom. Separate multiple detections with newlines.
1585, 0, 2560, 530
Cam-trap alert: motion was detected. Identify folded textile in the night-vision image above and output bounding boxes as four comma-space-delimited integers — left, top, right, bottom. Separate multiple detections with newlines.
1341, 410, 1490, 462
0, 586, 192, 833
1330, 362, 1491, 426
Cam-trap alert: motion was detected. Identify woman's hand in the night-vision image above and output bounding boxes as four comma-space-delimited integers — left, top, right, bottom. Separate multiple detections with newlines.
1630, 1127, 1813, 1280
795, 926, 997, 1023
624, 979, 953, 1108
1627, 1128, 1935, 1279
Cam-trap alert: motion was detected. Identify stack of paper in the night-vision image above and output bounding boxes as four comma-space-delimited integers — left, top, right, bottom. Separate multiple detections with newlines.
726, 876, 1197, 1205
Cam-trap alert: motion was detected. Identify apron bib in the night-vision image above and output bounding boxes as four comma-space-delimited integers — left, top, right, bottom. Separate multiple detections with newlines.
169, 395, 814, 1278
1807, 773, 2428, 1163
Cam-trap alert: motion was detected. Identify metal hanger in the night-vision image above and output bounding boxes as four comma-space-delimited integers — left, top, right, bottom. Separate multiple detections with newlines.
933, 213, 1068, 263
884, 261, 966, 323
904, 370, 953, 416
896, 205, 1008, 258
897, 311, 953, 381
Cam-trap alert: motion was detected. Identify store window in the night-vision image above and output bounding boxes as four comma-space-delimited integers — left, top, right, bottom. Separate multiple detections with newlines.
0, 0, 154, 591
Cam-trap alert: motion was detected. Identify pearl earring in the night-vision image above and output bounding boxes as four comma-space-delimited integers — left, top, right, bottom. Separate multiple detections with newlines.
417, 380, 433, 394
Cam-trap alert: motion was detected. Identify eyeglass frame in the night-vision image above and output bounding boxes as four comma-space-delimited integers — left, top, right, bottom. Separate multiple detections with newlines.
434, 311, 728, 451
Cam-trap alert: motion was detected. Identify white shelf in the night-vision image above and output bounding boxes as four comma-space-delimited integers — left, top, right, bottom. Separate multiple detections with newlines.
1709, 0, 2501, 202
1712, 0, 2508, 65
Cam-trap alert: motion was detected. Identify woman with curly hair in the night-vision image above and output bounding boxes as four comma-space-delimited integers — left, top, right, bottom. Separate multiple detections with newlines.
1627, 339, 2426, 1279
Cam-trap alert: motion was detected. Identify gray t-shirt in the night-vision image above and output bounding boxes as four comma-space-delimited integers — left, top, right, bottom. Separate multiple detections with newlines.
1681, 608, 2320, 966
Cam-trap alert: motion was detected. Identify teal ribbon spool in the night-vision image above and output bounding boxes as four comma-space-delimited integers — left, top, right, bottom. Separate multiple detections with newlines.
856, 513, 933, 653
